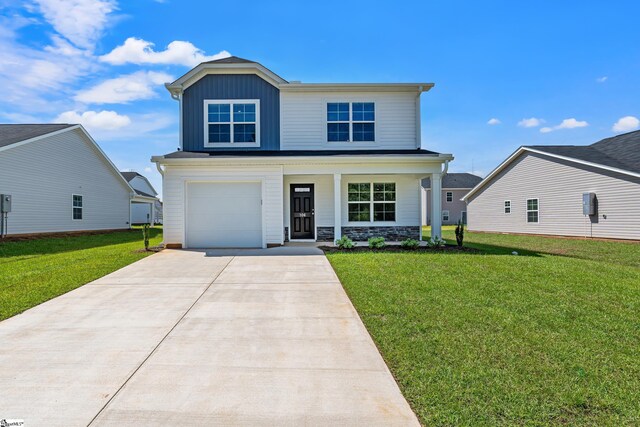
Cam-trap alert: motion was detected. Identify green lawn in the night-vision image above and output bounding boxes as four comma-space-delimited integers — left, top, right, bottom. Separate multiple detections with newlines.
326, 228, 640, 426
0, 227, 163, 320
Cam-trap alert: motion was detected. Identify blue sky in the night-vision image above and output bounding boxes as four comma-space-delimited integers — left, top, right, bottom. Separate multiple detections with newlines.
1, 0, 639, 197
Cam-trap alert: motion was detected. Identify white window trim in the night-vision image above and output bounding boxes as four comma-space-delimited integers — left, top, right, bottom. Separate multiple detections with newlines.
446, 191, 453, 202
504, 200, 511, 214
326, 101, 376, 144
72, 194, 83, 221
203, 99, 261, 148
347, 182, 396, 224
442, 210, 450, 221
526, 198, 539, 223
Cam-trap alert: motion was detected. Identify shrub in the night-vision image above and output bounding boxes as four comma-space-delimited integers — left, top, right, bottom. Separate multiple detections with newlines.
368, 237, 386, 249
401, 238, 420, 250
142, 224, 150, 251
455, 220, 465, 247
425, 236, 446, 248
335, 236, 356, 249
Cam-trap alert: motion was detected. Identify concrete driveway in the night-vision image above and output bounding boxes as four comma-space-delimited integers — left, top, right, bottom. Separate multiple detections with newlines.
0, 247, 418, 426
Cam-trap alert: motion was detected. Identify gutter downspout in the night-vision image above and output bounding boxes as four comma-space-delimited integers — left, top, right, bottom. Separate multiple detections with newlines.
167, 84, 184, 151
443, 159, 449, 175
415, 86, 422, 149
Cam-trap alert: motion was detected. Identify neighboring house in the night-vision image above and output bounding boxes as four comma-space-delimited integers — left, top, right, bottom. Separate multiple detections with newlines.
421, 173, 482, 225
152, 56, 453, 248
463, 130, 640, 240
0, 124, 134, 236
121, 171, 161, 224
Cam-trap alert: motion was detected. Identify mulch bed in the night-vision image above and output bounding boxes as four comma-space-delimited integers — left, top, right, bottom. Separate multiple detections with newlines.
133, 245, 164, 253
320, 244, 478, 254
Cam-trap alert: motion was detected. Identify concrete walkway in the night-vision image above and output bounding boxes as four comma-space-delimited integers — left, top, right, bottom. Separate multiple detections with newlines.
0, 248, 418, 426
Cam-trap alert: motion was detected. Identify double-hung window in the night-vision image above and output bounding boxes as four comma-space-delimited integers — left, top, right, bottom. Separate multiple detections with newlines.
446, 191, 453, 202
348, 183, 396, 222
205, 100, 260, 146
327, 102, 375, 142
72, 195, 83, 220
442, 210, 450, 221
526, 198, 539, 223
504, 200, 511, 214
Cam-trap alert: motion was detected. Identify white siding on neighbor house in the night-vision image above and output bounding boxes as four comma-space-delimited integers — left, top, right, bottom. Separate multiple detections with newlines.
162, 165, 283, 246
283, 175, 334, 228
129, 176, 157, 196
280, 91, 418, 150
131, 202, 153, 224
467, 152, 640, 240
0, 128, 131, 235
341, 174, 422, 227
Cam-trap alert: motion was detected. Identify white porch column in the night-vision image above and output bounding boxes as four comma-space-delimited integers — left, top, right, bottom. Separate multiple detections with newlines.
430, 172, 442, 240
333, 173, 342, 241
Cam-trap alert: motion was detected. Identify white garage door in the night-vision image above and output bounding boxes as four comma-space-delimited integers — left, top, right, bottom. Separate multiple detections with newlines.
186, 182, 262, 248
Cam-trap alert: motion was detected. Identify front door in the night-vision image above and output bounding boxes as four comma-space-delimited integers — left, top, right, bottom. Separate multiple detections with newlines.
290, 184, 315, 240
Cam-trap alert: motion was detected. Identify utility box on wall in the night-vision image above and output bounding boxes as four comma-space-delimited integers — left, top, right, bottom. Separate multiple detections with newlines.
582, 192, 597, 216
0, 194, 11, 213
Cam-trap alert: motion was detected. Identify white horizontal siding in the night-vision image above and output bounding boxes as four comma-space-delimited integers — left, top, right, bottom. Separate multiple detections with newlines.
280, 91, 417, 150
162, 165, 283, 246
130, 176, 156, 197
341, 174, 422, 226
0, 128, 130, 235
131, 202, 153, 224
467, 152, 640, 240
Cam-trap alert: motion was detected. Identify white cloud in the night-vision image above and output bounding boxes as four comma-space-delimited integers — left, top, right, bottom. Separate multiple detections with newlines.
596, 76, 608, 83
144, 166, 152, 173
100, 37, 231, 66
612, 116, 640, 133
540, 118, 589, 133
487, 118, 501, 125
75, 71, 173, 104
518, 117, 544, 128
33, 0, 117, 49
55, 110, 131, 131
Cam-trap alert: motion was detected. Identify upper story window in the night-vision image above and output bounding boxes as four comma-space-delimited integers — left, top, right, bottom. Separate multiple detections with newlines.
504, 200, 511, 214
327, 102, 375, 142
446, 191, 453, 202
205, 99, 260, 146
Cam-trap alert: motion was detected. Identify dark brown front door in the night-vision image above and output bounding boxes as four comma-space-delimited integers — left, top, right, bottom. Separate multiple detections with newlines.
290, 184, 315, 239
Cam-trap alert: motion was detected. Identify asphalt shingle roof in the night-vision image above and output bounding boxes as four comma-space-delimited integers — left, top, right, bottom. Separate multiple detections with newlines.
162, 149, 440, 159
203, 56, 256, 64
0, 124, 75, 149
120, 171, 142, 182
525, 130, 640, 174
422, 173, 483, 189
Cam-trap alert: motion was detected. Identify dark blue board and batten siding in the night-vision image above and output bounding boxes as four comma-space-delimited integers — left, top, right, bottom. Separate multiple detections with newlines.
182, 74, 280, 151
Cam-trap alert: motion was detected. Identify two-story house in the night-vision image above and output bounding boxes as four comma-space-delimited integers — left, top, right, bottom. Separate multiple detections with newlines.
152, 56, 453, 248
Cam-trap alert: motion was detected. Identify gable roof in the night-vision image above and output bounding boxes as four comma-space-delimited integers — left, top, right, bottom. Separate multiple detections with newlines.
120, 170, 158, 198
462, 130, 640, 201
422, 173, 482, 189
120, 171, 142, 182
0, 124, 75, 149
203, 55, 256, 64
165, 56, 434, 95
0, 123, 135, 194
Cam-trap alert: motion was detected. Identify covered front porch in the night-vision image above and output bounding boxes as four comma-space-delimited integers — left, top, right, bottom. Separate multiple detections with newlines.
282, 162, 448, 244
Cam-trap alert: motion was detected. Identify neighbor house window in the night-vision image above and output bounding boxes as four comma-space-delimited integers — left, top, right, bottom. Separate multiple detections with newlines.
504, 200, 511, 214
348, 183, 395, 222
442, 210, 450, 221
446, 191, 453, 202
205, 100, 260, 146
327, 102, 375, 142
526, 198, 539, 223
72, 194, 83, 220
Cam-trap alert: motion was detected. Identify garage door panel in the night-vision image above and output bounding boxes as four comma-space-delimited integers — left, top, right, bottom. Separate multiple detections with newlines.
186, 182, 262, 248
